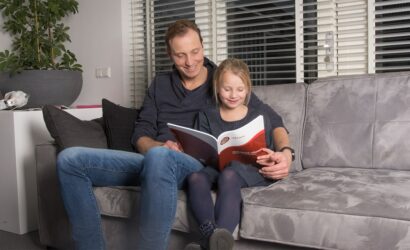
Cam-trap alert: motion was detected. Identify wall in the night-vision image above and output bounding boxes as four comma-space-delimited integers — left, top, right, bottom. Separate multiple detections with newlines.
0, 0, 132, 107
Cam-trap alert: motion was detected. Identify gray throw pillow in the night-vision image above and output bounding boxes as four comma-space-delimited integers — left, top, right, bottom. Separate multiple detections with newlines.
42, 105, 108, 151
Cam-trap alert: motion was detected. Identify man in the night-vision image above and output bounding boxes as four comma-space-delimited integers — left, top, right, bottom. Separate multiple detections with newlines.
57, 19, 292, 250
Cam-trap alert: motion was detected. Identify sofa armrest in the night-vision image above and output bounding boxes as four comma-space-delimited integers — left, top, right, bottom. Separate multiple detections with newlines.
36, 143, 74, 250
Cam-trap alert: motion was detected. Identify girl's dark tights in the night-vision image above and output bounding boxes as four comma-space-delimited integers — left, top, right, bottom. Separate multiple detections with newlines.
186, 168, 247, 234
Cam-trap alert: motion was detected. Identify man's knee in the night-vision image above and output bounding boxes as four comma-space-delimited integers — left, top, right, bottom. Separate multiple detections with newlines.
144, 147, 174, 171
57, 147, 85, 174
142, 147, 177, 180
144, 146, 170, 161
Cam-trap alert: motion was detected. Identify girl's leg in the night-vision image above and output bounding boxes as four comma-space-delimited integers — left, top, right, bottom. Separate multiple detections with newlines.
186, 170, 215, 227
214, 167, 247, 233
186, 170, 220, 249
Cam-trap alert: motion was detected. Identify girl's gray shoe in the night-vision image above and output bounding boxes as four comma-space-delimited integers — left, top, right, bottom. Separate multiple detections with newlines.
184, 242, 203, 250
209, 228, 234, 250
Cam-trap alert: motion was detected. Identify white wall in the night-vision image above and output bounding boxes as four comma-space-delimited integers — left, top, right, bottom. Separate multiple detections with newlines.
0, 22, 11, 49
0, 0, 132, 107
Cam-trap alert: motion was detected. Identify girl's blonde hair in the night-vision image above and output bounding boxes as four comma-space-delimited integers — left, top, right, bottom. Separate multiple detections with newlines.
213, 58, 252, 105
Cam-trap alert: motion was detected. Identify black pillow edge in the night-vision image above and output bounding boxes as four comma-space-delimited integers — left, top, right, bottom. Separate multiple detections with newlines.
42, 105, 108, 150
42, 105, 67, 149
102, 98, 139, 152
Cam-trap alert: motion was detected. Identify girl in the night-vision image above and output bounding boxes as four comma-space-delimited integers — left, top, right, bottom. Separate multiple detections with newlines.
184, 58, 293, 250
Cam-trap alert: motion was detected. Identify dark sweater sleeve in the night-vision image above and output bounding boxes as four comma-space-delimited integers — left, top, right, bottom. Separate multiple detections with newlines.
131, 80, 158, 148
194, 111, 212, 134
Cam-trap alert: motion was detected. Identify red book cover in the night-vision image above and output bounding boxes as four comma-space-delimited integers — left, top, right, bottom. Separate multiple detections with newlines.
168, 115, 266, 171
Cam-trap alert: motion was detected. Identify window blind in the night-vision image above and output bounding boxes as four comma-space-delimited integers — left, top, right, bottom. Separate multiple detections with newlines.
215, 0, 297, 85
128, 0, 410, 106
297, 0, 334, 82
336, 0, 368, 75
375, 0, 410, 73
129, 0, 147, 107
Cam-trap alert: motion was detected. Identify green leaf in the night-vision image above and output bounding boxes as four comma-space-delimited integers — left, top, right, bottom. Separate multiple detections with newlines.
0, 0, 82, 73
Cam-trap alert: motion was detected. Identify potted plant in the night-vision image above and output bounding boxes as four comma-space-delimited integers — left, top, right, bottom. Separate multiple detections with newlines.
0, 0, 83, 108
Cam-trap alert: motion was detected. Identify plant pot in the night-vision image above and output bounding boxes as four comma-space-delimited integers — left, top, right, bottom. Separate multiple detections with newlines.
0, 70, 82, 109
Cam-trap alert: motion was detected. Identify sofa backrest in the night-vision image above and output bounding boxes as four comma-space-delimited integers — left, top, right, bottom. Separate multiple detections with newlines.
302, 71, 410, 170
253, 83, 306, 172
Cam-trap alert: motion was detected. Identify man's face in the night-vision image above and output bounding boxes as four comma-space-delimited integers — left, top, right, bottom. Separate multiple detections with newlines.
168, 29, 205, 82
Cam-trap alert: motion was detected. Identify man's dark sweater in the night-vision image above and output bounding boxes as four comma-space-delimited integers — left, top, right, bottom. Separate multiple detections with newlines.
131, 57, 283, 149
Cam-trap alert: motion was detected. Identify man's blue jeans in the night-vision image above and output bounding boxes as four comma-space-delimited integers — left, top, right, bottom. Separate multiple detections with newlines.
57, 146, 203, 250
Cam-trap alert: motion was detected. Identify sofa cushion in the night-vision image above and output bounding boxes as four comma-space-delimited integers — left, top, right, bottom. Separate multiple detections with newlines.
303, 74, 375, 169
94, 186, 140, 218
102, 99, 139, 152
94, 187, 213, 235
303, 71, 410, 170
373, 72, 410, 170
240, 167, 410, 249
253, 83, 306, 172
42, 105, 107, 150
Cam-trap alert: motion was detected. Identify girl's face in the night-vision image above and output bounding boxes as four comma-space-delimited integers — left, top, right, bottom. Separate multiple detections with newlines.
218, 70, 249, 110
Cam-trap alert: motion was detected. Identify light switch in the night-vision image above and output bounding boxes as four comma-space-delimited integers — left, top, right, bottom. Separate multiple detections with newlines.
95, 67, 111, 78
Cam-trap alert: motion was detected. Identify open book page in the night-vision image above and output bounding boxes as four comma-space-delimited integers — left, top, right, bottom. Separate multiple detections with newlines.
167, 123, 219, 166
217, 115, 266, 170
168, 115, 266, 171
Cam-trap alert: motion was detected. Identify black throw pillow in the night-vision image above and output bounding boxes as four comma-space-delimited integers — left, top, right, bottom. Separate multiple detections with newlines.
102, 99, 139, 152
42, 105, 108, 151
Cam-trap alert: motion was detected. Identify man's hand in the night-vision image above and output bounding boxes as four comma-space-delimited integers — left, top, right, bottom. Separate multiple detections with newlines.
137, 136, 183, 154
256, 148, 290, 180
136, 136, 163, 154
162, 140, 183, 152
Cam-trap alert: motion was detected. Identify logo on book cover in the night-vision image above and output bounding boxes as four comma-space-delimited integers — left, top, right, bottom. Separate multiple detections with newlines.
220, 136, 230, 145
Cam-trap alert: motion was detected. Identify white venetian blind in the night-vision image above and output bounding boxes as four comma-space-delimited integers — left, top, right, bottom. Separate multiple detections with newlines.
336, 0, 368, 75
129, 0, 410, 105
129, 0, 147, 108
374, 0, 410, 73
297, 0, 334, 82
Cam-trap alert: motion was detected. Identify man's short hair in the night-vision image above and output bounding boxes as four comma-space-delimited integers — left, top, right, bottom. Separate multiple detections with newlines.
165, 19, 203, 53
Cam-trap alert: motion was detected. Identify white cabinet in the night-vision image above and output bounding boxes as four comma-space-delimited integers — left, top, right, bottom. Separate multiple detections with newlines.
0, 108, 102, 234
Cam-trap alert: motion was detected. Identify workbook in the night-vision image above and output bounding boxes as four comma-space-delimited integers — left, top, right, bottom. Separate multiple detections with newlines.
168, 115, 266, 171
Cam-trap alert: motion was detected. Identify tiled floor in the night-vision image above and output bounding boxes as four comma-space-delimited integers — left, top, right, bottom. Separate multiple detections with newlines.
0, 230, 46, 250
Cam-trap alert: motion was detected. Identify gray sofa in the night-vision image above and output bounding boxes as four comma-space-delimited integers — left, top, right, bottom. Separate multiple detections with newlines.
36, 71, 410, 250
